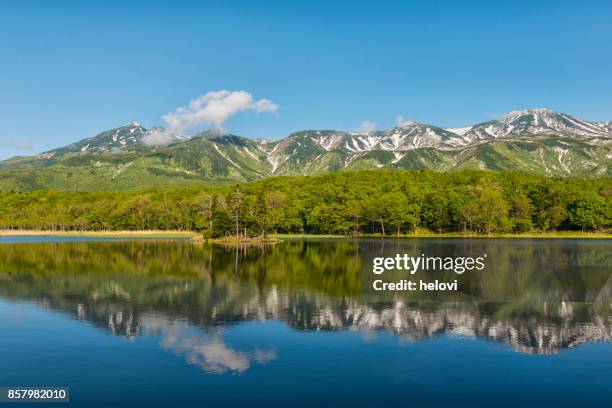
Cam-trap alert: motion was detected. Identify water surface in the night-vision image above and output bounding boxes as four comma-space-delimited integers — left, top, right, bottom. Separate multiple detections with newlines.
0, 237, 610, 407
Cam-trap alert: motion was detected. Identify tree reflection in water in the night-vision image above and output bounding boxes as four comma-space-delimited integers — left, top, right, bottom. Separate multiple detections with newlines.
0, 239, 609, 369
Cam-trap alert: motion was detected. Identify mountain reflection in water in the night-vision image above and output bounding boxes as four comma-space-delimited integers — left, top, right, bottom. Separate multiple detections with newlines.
0, 238, 610, 373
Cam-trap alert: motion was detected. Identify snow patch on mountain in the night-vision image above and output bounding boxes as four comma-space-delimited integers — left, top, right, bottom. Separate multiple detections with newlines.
392, 152, 405, 163
46, 122, 151, 156
213, 144, 239, 168
314, 133, 345, 151
242, 146, 261, 163
553, 146, 571, 173
445, 127, 472, 136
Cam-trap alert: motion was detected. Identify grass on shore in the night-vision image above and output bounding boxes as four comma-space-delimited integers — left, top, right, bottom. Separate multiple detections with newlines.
1, 229, 610, 240
271, 230, 612, 239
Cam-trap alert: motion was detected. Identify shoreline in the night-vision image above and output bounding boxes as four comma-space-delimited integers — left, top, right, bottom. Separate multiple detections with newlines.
0, 230, 198, 238
0, 230, 610, 239
272, 232, 612, 239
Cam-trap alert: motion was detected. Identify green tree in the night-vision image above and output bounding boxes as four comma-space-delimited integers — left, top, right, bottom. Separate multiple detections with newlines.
568, 190, 608, 231
228, 186, 244, 238
211, 195, 233, 238
460, 181, 509, 233
509, 193, 533, 232
531, 181, 568, 231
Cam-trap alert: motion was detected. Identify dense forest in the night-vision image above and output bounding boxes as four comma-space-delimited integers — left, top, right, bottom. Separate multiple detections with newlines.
0, 170, 610, 236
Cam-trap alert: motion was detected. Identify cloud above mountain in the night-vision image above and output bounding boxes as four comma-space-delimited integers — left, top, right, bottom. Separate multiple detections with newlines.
396, 116, 417, 128
356, 120, 377, 134
143, 90, 279, 146
0, 137, 32, 150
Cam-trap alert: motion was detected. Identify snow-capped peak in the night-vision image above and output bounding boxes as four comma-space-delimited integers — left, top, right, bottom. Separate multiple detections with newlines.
461, 108, 612, 140
48, 122, 151, 155
502, 108, 553, 121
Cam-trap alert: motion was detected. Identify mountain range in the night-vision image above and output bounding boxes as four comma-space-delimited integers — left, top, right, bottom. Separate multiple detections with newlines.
1, 108, 610, 191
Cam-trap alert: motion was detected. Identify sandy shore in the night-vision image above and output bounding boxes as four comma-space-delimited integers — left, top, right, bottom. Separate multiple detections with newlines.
0, 230, 198, 238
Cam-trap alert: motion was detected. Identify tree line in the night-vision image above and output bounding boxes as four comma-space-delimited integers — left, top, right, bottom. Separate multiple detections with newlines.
0, 170, 610, 236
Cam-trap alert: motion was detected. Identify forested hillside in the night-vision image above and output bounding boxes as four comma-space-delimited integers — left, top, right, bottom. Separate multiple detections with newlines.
1, 170, 609, 235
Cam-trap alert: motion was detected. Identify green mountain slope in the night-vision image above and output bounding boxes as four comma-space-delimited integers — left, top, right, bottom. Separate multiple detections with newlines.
0, 109, 610, 191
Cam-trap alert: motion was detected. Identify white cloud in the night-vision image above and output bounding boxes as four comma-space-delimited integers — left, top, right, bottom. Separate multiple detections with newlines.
142, 90, 279, 146
396, 115, 418, 128
356, 120, 377, 134
0, 138, 33, 150
139, 129, 179, 147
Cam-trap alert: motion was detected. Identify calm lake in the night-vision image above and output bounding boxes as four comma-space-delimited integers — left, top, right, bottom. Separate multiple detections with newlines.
0, 237, 610, 407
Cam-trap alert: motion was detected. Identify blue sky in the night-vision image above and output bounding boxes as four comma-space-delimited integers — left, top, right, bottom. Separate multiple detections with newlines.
1, 0, 611, 158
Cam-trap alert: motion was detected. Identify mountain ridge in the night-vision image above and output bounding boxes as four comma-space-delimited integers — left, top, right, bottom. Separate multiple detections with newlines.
1, 108, 610, 191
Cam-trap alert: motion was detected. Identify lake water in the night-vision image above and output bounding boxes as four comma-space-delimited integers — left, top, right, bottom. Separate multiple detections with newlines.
0, 237, 610, 407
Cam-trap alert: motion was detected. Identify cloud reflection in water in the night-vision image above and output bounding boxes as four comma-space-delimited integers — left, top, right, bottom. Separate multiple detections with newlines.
139, 314, 277, 374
